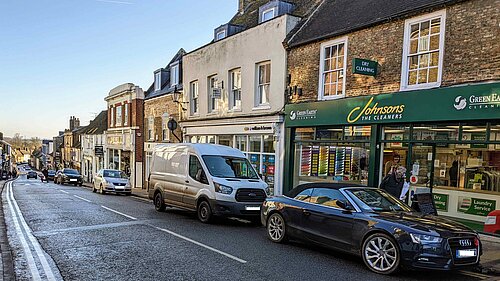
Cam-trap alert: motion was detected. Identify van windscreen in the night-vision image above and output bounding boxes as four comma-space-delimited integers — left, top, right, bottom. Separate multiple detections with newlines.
202, 156, 259, 179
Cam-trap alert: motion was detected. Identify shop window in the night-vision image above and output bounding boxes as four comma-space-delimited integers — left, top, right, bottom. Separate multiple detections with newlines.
490, 125, 500, 143
294, 143, 369, 188
296, 128, 315, 141
344, 126, 371, 141
218, 135, 233, 147
319, 37, 347, 100
263, 135, 274, 153
250, 135, 261, 152
401, 10, 445, 90
315, 128, 343, 141
383, 125, 410, 143
460, 123, 487, 142
236, 135, 247, 151
412, 124, 459, 141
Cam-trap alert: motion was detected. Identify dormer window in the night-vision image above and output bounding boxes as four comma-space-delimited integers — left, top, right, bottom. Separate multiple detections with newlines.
216, 30, 226, 41
154, 71, 162, 91
261, 8, 276, 22
170, 64, 179, 87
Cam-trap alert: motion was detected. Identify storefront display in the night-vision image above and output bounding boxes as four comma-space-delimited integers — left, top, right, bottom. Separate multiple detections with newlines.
284, 82, 500, 228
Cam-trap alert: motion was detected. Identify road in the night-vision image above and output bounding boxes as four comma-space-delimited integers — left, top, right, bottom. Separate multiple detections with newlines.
2, 175, 491, 281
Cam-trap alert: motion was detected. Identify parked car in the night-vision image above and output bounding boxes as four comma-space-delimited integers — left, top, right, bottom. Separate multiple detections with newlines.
93, 169, 131, 195
148, 143, 269, 223
27, 171, 38, 179
262, 183, 482, 275
55, 168, 83, 186
47, 170, 56, 181
1, 171, 9, 180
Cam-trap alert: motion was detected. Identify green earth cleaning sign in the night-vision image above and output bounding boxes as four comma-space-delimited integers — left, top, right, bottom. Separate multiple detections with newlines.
457, 196, 496, 216
433, 193, 449, 211
353, 58, 377, 76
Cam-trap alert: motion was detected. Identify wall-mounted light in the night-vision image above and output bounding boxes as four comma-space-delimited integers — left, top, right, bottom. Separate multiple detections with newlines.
173, 86, 189, 112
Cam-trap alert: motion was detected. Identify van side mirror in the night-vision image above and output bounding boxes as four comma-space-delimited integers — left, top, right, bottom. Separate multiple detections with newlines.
196, 168, 209, 185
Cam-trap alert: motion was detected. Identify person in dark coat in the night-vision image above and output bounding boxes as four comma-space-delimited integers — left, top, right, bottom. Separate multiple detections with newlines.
379, 166, 407, 198
449, 160, 459, 187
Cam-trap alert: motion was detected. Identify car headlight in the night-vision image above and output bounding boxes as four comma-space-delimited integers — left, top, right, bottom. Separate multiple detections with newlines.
265, 186, 271, 196
410, 233, 442, 244
214, 182, 233, 194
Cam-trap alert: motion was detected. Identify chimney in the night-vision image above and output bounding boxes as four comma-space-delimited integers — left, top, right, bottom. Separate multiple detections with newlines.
238, 0, 248, 14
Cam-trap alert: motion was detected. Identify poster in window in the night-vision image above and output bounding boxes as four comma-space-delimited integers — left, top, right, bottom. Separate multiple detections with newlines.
456, 133, 471, 148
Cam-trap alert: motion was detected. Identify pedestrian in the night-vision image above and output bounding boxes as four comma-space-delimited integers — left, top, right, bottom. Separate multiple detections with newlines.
379, 165, 407, 198
12, 169, 17, 178
42, 167, 49, 183
449, 160, 458, 187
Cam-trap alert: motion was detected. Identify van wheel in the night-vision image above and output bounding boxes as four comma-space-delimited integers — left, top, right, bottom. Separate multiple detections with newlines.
197, 200, 213, 223
154, 192, 166, 212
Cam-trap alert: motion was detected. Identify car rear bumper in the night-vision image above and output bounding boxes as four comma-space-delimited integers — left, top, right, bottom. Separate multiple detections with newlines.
208, 199, 263, 218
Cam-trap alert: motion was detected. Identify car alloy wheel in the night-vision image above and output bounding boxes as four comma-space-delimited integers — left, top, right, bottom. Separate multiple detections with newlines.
100, 185, 106, 195
267, 213, 287, 243
362, 233, 400, 274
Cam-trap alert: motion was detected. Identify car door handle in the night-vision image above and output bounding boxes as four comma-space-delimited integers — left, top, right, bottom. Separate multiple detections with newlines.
185, 180, 189, 184
302, 209, 311, 216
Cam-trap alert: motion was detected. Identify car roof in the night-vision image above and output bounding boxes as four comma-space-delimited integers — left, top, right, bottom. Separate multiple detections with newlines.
286, 182, 367, 198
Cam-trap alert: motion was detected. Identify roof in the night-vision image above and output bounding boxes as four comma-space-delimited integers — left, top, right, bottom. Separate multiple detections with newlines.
145, 48, 186, 100
229, 0, 322, 30
79, 110, 108, 135
287, 0, 463, 48
286, 182, 366, 197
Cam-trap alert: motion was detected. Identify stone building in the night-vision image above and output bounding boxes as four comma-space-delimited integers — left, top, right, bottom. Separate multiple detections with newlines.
283, 0, 500, 229
81, 110, 108, 183
143, 49, 185, 188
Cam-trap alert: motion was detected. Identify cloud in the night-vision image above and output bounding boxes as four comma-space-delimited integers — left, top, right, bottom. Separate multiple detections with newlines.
95, 0, 133, 5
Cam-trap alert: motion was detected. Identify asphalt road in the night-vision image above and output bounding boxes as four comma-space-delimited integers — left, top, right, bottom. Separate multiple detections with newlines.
2, 175, 491, 281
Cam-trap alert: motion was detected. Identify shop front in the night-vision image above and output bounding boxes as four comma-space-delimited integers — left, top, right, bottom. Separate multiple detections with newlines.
106, 129, 142, 189
182, 116, 284, 195
284, 82, 500, 230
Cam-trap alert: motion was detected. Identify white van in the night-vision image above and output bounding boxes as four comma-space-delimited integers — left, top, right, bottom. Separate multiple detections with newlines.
147, 143, 269, 223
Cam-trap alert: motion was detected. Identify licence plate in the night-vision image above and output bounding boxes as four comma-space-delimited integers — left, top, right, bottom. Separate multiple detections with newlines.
245, 206, 260, 211
456, 249, 477, 258
70, 179, 77, 182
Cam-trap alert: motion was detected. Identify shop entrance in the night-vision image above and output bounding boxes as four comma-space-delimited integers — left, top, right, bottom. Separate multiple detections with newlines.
409, 144, 435, 189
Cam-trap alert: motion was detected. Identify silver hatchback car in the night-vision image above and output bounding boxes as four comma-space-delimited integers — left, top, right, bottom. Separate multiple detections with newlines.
93, 169, 132, 195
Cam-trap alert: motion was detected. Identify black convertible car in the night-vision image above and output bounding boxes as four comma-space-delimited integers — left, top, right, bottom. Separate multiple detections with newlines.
261, 183, 481, 275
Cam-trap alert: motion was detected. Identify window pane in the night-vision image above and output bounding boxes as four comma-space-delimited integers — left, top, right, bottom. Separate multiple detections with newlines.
218, 135, 233, 147
344, 126, 371, 141
428, 67, 438, 83
430, 51, 439, 67
412, 124, 459, 141
408, 70, 417, 85
409, 55, 418, 70
236, 136, 247, 151
324, 58, 331, 71
418, 69, 428, 83
337, 56, 344, 68
310, 188, 349, 209
337, 80, 343, 95
419, 54, 430, 68
421, 21, 430, 36
430, 34, 440, 50
250, 136, 261, 152
410, 23, 419, 39
431, 18, 441, 34
409, 39, 418, 54
383, 125, 410, 142
263, 135, 274, 153
324, 84, 331, 96
324, 46, 331, 59
265, 64, 271, 83
418, 36, 429, 52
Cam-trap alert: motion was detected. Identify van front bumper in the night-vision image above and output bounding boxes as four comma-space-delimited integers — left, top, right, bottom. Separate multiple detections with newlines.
208, 199, 262, 218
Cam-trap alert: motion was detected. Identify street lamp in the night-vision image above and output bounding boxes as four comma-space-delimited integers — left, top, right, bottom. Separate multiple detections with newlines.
172, 86, 189, 111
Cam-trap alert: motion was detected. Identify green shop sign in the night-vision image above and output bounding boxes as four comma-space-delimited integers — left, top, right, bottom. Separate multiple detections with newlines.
457, 196, 496, 216
433, 193, 449, 211
353, 58, 378, 76
286, 82, 500, 127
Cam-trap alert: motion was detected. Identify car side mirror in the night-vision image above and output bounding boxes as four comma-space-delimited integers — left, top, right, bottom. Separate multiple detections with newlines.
338, 200, 353, 211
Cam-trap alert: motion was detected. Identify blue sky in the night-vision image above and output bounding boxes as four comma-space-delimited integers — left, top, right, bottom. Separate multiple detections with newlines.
0, 0, 236, 139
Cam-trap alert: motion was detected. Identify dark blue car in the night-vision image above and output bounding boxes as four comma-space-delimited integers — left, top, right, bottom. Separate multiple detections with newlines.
261, 183, 481, 275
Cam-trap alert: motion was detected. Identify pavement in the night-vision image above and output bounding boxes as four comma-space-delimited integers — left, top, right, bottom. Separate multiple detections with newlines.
0, 179, 15, 281
478, 234, 500, 276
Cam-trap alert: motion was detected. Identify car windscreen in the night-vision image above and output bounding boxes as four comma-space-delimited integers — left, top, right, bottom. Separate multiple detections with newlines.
64, 169, 79, 175
202, 155, 259, 179
103, 170, 128, 179
346, 188, 412, 212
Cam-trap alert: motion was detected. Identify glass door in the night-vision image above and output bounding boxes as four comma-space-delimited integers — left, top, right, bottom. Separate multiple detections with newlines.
410, 144, 435, 188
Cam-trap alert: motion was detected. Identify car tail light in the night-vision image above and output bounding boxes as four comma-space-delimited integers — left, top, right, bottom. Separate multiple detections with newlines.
474, 237, 479, 247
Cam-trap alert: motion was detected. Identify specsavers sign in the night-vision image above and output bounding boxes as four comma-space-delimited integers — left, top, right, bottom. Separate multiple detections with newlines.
286, 82, 500, 127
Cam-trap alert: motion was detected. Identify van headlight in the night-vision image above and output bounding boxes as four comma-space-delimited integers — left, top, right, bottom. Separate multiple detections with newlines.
214, 182, 233, 195
410, 233, 442, 244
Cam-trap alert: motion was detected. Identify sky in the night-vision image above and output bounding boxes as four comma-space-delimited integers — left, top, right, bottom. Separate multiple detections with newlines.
0, 0, 237, 139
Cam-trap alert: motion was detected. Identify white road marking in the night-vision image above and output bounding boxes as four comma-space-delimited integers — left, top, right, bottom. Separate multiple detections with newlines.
152, 226, 247, 264
6, 181, 58, 280
73, 195, 91, 203
59, 190, 69, 194
101, 206, 137, 220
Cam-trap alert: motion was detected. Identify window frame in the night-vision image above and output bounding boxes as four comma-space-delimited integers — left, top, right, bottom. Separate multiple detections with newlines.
256, 61, 271, 106
190, 80, 199, 115
161, 113, 169, 141
216, 30, 226, 41
229, 68, 242, 110
148, 117, 154, 141
400, 9, 446, 91
208, 75, 219, 113
170, 63, 179, 87
318, 37, 348, 101
154, 71, 162, 91
110, 106, 114, 128
261, 7, 276, 22
115, 105, 122, 127
123, 103, 128, 126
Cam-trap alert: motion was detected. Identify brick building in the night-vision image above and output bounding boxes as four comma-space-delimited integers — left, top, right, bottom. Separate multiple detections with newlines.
283, 0, 499, 229
143, 49, 185, 188
104, 83, 145, 189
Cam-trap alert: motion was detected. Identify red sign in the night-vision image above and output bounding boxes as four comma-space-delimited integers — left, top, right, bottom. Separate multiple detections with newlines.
410, 175, 418, 184
267, 165, 275, 175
